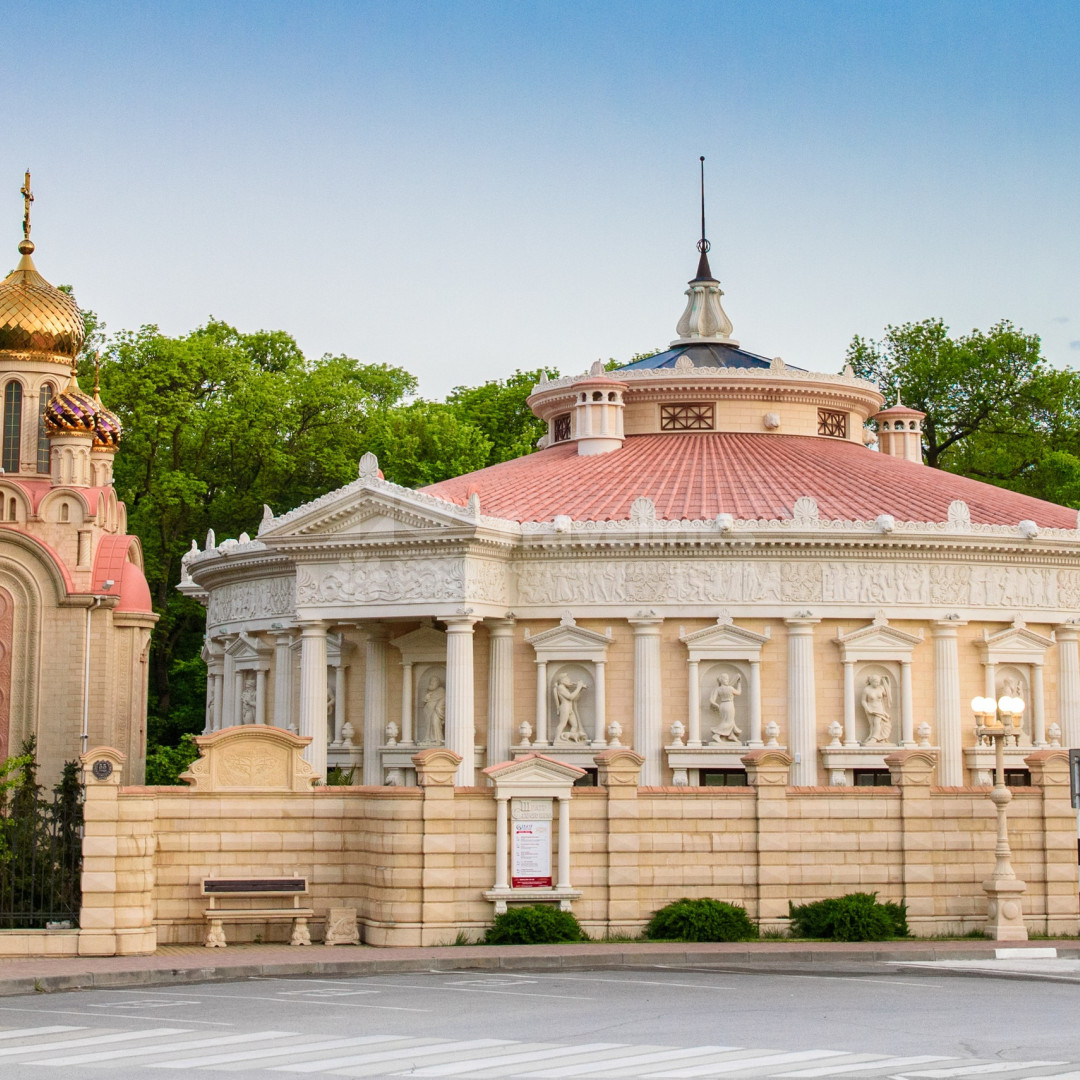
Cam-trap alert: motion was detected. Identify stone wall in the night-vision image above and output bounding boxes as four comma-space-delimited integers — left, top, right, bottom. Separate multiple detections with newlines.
75, 730, 1078, 954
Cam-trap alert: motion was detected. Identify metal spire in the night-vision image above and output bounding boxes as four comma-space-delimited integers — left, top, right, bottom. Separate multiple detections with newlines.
693, 156, 713, 281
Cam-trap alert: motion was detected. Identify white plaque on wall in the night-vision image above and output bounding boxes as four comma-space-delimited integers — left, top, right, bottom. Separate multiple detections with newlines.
511, 820, 552, 888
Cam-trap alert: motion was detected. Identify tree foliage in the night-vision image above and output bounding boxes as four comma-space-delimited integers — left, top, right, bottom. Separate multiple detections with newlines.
847, 319, 1080, 494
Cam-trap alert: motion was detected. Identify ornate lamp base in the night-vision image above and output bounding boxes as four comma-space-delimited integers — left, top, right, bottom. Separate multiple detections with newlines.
983, 877, 1028, 941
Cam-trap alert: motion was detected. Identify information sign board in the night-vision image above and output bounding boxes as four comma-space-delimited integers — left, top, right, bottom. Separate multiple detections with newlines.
511, 819, 552, 888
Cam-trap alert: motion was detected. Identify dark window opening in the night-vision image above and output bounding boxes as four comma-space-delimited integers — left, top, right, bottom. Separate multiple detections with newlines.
1004, 769, 1031, 788
553, 413, 571, 443
853, 769, 892, 787
661, 403, 714, 431
573, 768, 598, 787
817, 408, 847, 439
700, 769, 748, 787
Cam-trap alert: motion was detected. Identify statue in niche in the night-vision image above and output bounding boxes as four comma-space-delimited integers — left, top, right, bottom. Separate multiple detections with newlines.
552, 673, 588, 744
708, 672, 743, 744
861, 673, 892, 745
420, 673, 446, 743
240, 672, 256, 725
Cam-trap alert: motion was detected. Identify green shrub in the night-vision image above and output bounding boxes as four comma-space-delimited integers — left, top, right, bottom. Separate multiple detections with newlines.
644, 898, 758, 942
145, 733, 200, 786
788, 892, 908, 941
483, 905, 586, 945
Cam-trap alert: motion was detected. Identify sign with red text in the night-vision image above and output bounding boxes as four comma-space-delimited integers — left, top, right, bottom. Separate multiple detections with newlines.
511, 798, 553, 889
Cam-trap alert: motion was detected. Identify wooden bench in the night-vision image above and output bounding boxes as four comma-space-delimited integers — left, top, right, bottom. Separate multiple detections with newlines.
201, 876, 314, 948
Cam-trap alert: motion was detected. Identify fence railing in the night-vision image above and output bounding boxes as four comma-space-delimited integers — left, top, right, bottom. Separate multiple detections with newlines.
0, 779, 83, 930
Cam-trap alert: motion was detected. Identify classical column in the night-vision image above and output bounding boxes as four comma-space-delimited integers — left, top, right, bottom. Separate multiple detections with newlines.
363, 625, 389, 786
272, 631, 295, 731
211, 672, 224, 732
233, 670, 244, 723
255, 668, 267, 726
297, 621, 329, 780
556, 794, 571, 890
785, 617, 820, 786
334, 663, 347, 746
487, 618, 515, 766
984, 661, 997, 701
629, 613, 664, 786
900, 660, 915, 747
400, 662, 414, 744
686, 659, 701, 747
1031, 664, 1046, 747
494, 796, 509, 890
748, 659, 763, 748
592, 659, 607, 748
1056, 625, 1080, 747
842, 661, 858, 747
534, 659, 549, 747
932, 620, 965, 786
444, 615, 479, 786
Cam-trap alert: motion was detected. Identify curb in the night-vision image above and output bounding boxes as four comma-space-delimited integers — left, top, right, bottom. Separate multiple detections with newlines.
4, 942, 1079, 997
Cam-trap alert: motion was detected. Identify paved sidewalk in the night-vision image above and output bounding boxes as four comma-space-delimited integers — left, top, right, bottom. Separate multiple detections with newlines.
1, 938, 1078, 996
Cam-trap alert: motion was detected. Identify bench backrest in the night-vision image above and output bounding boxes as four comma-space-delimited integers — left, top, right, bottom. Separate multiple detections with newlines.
201, 877, 309, 897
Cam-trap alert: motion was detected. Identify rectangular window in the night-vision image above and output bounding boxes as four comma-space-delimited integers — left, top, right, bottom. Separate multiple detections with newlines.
2, 381, 22, 474
852, 769, 892, 787
553, 414, 571, 443
700, 769, 748, 787
573, 768, 598, 788
661, 403, 714, 431
1004, 769, 1031, 788
37, 384, 53, 473
817, 408, 847, 439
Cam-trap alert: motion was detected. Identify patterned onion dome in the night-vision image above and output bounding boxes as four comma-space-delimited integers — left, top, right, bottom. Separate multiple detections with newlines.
43, 376, 100, 436
91, 394, 122, 451
0, 239, 85, 364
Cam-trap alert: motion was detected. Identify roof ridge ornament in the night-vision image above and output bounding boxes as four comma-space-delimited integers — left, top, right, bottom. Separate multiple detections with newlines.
671, 158, 738, 348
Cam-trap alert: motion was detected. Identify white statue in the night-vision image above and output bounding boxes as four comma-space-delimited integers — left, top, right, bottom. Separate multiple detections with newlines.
339, 719, 356, 747
708, 672, 742, 744
205, 678, 216, 731
518, 719, 533, 746
421, 673, 446, 743
861, 673, 892, 745
827, 720, 843, 748
606, 719, 623, 746
670, 719, 686, 746
552, 674, 588, 744
384, 720, 399, 747
240, 673, 256, 725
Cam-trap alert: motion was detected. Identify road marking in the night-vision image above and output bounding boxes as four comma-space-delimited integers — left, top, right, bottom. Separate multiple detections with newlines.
121, 989, 427, 1013
516, 974, 739, 992
271, 1038, 513, 1073
643, 1048, 852, 1076
87, 999, 202, 1009
521, 1045, 744, 1077
408, 1042, 624, 1076
369, 981, 594, 1001
777, 1055, 954, 1077
0, 1027, 83, 1041
153, 1034, 412, 1069
38, 1029, 297, 1066
0, 1026, 186, 1058
275, 988, 380, 997
0, 1003, 233, 1026
900, 1064, 1068, 1077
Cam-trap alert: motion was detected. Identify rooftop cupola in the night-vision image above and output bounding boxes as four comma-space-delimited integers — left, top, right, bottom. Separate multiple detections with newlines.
872, 393, 925, 464
670, 157, 738, 348
570, 364, 625, 455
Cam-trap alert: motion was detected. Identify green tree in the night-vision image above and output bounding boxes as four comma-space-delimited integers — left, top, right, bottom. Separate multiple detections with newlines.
846, 319, 1080, 484
445, 368, 556, 466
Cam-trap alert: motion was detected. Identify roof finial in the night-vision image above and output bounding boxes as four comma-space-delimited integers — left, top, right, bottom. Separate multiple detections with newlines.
18, 170, 34, 256
693, 156, 713, 281
93, 352, 102, 401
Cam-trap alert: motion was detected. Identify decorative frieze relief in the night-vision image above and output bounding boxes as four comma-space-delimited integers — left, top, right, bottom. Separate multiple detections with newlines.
207, 577, 295, 627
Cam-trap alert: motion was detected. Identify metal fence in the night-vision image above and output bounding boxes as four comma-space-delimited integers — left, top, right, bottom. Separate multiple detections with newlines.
0, 777, 83, 930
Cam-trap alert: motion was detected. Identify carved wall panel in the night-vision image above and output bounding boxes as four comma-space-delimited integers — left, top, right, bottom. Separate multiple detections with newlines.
207, 577, 295, 627
295, 559, 466, 607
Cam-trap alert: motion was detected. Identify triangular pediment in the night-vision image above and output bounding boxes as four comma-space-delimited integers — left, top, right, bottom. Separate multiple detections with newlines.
836, 615, 922, 662
224, 632, 271, 661
484, 753, 586, 789
681, 616, 770, 660
980, 620, 1054, 662
390, 624, 447, 663
527, 614, 611, 659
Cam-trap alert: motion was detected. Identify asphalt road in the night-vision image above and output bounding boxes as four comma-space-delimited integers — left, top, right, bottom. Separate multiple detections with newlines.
0, 965, 1076, 1079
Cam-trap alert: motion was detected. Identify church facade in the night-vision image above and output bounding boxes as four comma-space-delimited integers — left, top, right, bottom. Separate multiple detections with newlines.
180, 242, 1080, 799
0, 177, 156, 782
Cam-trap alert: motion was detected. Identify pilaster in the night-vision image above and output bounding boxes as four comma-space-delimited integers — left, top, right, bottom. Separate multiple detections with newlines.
595, 748, 644, 931
297, 621, 328, 780
363, 624, 389, 786
785, 617, 819, 785
932, 620, 966, 785
742, 748, 792, 927
1026, 750, 1080, 935
628, 613, 663, 786
444, 614, 479, 786
486, 617, 515, 768
885, 749, 937, 928
1055, 626, 1080, 748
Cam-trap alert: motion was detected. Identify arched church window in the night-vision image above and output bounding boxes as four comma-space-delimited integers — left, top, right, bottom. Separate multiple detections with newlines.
2, 381, 22, 474
37, 383, 54, 473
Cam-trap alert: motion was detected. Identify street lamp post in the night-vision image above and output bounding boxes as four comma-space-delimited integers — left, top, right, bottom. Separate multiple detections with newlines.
970, 695, 1028, 941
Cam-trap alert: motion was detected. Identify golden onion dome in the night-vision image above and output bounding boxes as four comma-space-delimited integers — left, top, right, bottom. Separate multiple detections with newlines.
0, 238, 85, 365
43, 373, 100, 437
91, 390, 122, 451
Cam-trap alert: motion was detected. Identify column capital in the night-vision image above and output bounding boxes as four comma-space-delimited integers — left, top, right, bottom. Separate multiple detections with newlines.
443, 613, 480, 631
932, 618, 968, 635
485, 615, 516, 637
784, 615, 820, 631
628, 611, 663, 632
296, 620, 328, 636
1055, 623, 1080, 642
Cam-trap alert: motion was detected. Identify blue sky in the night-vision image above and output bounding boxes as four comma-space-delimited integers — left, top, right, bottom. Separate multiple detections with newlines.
4, 1, 1079, 395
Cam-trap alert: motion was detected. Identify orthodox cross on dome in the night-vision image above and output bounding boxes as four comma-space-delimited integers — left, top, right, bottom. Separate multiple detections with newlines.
671, 156, 738, 346
20, 170, 33, 240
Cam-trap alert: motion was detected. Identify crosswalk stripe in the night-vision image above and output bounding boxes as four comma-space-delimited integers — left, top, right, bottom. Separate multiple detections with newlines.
777, 1056, 957, 1077
522, 1045, 744, 1078
902, 1064, 1068, 1078
407, 1042, 624, 1076
0, 1026, 186, 1058
271, 1038, 512, 1074
1018, 1074, 1080, 1080
0, 1027, 83, 1041
152, 1034, 412, 1069
39, 1029, 298, 1066
644, 1049, 853, 1077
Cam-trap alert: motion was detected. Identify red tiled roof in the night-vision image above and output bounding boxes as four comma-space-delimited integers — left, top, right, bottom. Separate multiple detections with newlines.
422, 433, 1078, 528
